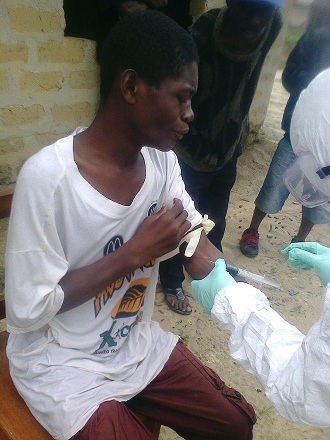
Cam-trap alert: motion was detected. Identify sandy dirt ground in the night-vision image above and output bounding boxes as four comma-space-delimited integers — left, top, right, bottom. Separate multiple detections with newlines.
154, 70, 330, 440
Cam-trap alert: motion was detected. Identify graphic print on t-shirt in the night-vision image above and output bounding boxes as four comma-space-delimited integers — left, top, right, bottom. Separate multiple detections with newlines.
93, 234, 154, 355
111, 278, 149, 318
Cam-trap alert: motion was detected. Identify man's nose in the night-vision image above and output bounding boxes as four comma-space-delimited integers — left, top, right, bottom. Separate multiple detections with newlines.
181, 104, 194, 124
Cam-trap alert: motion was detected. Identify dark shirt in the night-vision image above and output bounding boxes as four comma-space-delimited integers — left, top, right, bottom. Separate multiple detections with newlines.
63, 0, 192, 41
281, 27, 330, 141
174, 7, 282, 172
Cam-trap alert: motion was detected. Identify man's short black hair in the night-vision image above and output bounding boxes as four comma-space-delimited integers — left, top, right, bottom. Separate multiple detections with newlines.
99, 10, 198, 100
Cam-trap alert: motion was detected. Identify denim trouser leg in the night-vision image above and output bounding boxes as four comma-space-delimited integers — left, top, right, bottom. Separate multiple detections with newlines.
255, 136, 330, 224
255, 136, 295, 214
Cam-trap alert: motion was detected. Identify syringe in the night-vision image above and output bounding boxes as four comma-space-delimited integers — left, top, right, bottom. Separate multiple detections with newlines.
226, 264, 282, 290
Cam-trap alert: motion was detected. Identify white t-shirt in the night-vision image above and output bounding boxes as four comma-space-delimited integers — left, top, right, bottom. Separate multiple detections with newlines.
5, 129, 202, 440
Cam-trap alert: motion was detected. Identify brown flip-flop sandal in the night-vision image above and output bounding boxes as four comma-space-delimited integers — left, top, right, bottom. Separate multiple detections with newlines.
163, 288, 192, 315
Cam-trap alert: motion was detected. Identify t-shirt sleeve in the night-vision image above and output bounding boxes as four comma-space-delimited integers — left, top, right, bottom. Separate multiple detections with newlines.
165, 150, 203, 230
5, 158, 68, 334
155, 150, 203, 262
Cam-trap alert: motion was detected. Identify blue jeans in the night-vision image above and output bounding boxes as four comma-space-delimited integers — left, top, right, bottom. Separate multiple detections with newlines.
159, 159, 237, 289
255, 136, 330, 224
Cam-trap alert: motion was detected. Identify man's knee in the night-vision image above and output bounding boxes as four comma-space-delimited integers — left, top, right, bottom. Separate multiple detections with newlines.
223, 391, 256, 439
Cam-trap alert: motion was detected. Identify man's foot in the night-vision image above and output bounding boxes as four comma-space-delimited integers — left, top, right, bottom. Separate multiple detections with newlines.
240, 228, 259, 257
163, 288, 192, 315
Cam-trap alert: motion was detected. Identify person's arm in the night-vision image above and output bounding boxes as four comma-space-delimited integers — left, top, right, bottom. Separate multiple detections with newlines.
5, 154, 191, 331
181, 231, 224, 279
58, 199, 190, 313
191, 241, 330, 426
281, 30, 326, 94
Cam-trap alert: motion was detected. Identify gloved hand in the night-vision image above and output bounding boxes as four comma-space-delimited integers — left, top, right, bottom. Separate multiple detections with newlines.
191, 259, 236, 315
281, 242, 330, 286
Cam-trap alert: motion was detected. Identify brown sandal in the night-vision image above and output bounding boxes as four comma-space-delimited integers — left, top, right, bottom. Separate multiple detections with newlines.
164, 288, 192, 315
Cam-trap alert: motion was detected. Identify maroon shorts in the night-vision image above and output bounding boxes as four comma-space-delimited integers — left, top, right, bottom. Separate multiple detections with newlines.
72, 340, 256, 439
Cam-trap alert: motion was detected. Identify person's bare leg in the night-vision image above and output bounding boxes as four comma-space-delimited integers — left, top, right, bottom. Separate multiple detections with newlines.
292, 216, 314, 242
164, 289, 192, 315
240, 207, 267, 257
249, 207, 267, 231
159, 256, 192, 315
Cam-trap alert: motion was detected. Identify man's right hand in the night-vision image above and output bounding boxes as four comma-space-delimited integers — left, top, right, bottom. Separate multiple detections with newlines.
132, 198, 191, 263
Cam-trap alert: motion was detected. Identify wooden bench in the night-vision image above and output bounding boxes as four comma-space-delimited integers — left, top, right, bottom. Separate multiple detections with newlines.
0, 189, 161, 439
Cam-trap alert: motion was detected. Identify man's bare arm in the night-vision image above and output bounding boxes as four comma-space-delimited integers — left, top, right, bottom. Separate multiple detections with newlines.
59, 199, 190, 313
182, 231, 245, 282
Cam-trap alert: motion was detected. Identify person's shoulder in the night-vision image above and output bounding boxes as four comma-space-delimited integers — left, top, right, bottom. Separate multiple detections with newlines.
192, 7, 221, 29
190, 8, 222, 45
18, 132, 74, 188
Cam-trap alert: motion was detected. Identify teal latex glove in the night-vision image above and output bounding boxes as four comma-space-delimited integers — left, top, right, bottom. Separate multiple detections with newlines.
191, 258, 236, 315
281, 242, 330, 286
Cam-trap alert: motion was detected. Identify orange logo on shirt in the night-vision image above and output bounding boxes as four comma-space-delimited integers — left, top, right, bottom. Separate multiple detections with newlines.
94, 260, 154, 317
111, 278, 148, 319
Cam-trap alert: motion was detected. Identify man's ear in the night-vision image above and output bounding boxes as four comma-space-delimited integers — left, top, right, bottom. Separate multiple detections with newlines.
121, 69, 139, 104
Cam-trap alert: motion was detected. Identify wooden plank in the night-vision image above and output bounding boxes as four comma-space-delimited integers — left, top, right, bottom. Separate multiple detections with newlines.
0, 294, 5, 321
0, 190, 14, 220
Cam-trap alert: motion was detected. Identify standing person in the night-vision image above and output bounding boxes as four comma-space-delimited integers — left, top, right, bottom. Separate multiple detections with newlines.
5, 11, 256, 440
159, 0, 283, 314
63, 0, 194, 60
192, 67, 330, 426
240, 0, 330, 257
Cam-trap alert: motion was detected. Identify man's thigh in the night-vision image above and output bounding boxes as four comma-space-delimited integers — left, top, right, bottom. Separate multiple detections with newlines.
127, 340, 256, 440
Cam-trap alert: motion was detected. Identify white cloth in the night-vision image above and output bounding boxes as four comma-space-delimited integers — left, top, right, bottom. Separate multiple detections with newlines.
289, 68, 330, 209
5, 129, 202, 440
291, 68, 330, 165
211, 282, 330, 426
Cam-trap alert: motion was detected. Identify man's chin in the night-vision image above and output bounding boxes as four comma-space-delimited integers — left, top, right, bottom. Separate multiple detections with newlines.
162, 141, 177, 152
146, 141, 176, 152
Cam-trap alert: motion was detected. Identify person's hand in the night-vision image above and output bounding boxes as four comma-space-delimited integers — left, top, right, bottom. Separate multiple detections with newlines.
191, 259, 236, 315
281, 242, 330, 286
132, 198, 191, 263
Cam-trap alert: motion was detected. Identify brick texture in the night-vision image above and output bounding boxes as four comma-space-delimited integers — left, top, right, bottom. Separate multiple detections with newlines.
9, 7, 62, 33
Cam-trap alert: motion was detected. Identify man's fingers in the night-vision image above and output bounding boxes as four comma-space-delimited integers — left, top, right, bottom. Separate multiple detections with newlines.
153, 200, 186, 222
152, 203, 167, 220
170, 198, 185, 218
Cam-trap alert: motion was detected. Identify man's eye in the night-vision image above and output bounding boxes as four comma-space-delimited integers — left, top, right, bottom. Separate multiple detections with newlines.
178, 97, 189, 104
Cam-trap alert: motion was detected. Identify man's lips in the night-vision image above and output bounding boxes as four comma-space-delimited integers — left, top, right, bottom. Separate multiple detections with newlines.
174, 129, 189, 140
